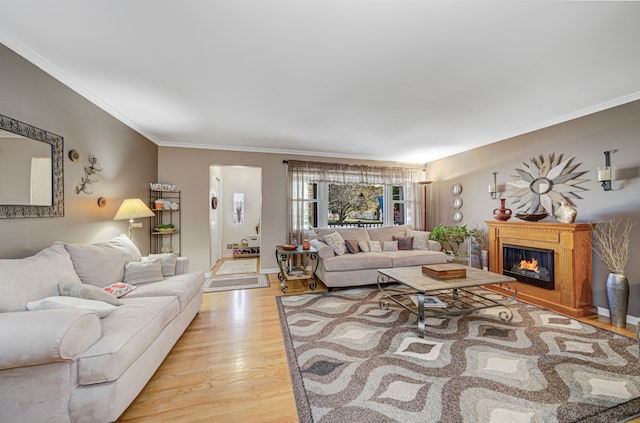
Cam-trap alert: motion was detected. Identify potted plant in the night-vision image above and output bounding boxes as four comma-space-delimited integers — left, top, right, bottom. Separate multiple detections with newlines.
429, 224, 474, 263
592, 218, 636, 328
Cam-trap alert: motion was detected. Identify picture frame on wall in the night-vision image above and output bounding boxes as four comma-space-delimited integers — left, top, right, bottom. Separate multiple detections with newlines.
233, 193, 244, 224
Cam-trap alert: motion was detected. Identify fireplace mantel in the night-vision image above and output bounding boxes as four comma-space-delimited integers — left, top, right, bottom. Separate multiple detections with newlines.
485, 220, 594, 317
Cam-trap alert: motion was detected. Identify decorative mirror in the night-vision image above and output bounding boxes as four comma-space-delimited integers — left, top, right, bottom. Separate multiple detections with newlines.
507, 153, 588, 216
0, 114, 64, 218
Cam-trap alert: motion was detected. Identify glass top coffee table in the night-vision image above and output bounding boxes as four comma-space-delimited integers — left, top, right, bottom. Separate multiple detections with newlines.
377, 265, 517, 337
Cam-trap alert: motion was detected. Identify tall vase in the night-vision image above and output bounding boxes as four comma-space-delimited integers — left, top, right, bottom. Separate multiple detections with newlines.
493, 198, 512, 221
480, 250, 489, 271
606, 272, 629, 328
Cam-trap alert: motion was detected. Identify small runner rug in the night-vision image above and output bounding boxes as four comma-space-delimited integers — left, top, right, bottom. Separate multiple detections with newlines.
203, 274, 269, 293
214, 258, 258, 276
277, 286, 640, 423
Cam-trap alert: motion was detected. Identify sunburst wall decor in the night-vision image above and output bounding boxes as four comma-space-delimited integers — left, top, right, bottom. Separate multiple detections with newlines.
507, 153, 589, 216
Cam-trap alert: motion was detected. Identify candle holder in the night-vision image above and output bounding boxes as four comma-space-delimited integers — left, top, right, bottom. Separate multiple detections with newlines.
489, 172, 498, 199
597, 150, 614, 191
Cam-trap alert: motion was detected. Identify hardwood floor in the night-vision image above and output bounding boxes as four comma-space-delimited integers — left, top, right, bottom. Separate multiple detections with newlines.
118, 271, 638, 422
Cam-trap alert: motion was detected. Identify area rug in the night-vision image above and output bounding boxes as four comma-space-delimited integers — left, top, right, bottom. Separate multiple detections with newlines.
214, 258, 258, 276
277, 285, 640, 423
203, 274, 269, 293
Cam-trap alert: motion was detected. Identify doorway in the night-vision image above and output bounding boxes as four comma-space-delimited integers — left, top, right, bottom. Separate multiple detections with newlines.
209, 165, 262, 274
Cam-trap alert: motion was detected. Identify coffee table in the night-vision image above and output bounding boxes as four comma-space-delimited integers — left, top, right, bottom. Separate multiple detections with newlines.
377, 265, 517, 337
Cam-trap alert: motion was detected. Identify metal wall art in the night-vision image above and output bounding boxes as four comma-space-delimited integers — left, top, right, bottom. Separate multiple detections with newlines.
507, 153, 589, 216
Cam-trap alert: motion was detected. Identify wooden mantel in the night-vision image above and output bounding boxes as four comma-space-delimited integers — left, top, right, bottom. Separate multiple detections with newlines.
485, 220, 594, 318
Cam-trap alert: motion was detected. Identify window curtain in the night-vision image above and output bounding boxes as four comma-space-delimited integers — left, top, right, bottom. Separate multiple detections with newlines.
286, 160, 424, 243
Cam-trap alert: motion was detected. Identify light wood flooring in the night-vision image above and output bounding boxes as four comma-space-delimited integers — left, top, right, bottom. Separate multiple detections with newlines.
118, 263, 638, 422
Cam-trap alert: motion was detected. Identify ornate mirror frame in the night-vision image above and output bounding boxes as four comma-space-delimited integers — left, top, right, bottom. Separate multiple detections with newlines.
0, 114, 64, 218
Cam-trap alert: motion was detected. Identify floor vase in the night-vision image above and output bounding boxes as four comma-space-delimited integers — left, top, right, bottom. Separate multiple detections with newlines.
606, 272, 629, 328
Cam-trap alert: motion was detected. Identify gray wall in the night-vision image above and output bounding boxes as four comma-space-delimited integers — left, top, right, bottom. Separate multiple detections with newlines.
425, 100, 640, 316
0, 44, 158, 258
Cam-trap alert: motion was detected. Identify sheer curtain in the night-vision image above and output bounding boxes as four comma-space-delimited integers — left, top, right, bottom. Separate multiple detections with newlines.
286, 160, 424, 243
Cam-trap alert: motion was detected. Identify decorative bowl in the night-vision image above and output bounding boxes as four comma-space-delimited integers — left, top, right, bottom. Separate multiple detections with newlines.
281, 244, 298, 250
155, 227, 177, 233
515, 212, 548, 222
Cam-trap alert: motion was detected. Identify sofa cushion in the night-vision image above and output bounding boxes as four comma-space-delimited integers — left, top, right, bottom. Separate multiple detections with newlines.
358, 240, 370, 252
368, 240, 382, 253
60, 235, 142, 287
322, 253, 393, 272
146, 253, 179, 276
310, 239, 335, 259
123, 272, 205, 311
383, 250, 447, 267
407, 230, 441, 251
323, 232, 347, 256
368, 225, 411, 242
123, 258, 163, 284
58, 281, 123, 306
383, 241, 398, 251
315, 227, 370, 244
78, 296, 180, 385
26, 296, 118, 318
0, 244, 82, 312
393, 235, 414, 250
345, 239, 360, 254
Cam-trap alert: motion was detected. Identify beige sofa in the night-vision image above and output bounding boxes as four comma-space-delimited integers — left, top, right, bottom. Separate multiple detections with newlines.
312, 225, 447, 288
0, 235, 204, 423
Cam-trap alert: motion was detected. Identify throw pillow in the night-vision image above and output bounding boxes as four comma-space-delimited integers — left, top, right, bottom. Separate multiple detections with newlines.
26, 296, 117, 318
146, 253, 179, 276
123, 258, 163, 284
103, 282, 137, 298
323, 232, 347, 256
58, 281, 123, 306
368, 240, 382, 253
59, 234, 142, 287
393, 235, 414, 250
383, 241, 398, 251
344, 239, 360, 254
407, 230, 430, 250
358, 240, 370, 253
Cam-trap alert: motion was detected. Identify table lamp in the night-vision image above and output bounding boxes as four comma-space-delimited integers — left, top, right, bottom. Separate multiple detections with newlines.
114, 198, 155, 238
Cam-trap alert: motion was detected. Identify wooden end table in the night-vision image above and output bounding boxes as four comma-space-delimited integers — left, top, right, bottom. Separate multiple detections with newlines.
275, 245, 318, 293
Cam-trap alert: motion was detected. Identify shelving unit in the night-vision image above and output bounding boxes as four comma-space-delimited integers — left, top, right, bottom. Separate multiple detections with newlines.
232, 244, 260, 258
149, 190, 181, 255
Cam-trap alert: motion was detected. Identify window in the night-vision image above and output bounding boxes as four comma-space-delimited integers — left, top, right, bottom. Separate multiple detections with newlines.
286, 160, 423, 242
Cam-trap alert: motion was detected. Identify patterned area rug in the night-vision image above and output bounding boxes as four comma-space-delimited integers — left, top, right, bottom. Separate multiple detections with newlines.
202, 274, 269, 293
277, 286, 640, 422
214, 258, 258, 276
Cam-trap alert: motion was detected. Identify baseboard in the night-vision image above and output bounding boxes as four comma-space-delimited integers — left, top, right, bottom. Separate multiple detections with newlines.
261, 267, 279, 275
596, 307, 638, 326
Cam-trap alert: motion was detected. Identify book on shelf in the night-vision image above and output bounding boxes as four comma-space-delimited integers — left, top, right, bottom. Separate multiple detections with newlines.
287, 268, 305, 275
410, 295, 447, 308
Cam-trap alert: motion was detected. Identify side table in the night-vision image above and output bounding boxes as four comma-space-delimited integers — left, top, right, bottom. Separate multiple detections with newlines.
275, 245, 318, 293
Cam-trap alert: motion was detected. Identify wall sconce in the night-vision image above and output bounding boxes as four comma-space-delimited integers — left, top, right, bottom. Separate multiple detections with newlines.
114, 198, 155, 239
488, 172, 498, 199
597, 150, 615, 191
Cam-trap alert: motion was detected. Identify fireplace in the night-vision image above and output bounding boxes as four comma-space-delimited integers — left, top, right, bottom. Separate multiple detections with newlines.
485, 221, 594, 318
503, 244, 554, 290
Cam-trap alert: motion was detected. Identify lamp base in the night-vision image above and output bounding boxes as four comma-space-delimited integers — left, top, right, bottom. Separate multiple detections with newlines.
129, 221, 143, 239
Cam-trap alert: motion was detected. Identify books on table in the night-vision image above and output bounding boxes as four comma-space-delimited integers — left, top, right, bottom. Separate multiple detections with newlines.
410, 295, 447, 308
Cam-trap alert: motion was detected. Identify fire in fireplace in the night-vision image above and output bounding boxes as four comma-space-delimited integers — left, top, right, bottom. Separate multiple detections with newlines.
503, 244, 554, 290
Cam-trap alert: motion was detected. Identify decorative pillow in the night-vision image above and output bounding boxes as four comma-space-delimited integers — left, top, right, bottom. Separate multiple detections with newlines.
123, 258, 163, 284
58, 281, 123, 306
146, 253, 179, 276
368, 240, 382, 253
0, 244, 82, 313
103, 282, 137, 298
358, 240, 370, 253
407, 230, 430, 250
393, 235, 414, 250
383, 241, 398, 251
323, 232, 347, 256
59, 234, 142, 287
26, 296, 117, 318
344, 239, 360, 254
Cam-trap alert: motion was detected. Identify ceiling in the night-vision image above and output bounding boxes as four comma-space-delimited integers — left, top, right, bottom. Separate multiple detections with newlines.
1, 1, 639, 163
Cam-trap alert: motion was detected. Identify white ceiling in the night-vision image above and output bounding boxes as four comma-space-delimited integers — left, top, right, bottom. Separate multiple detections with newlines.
1, 1, 639, 163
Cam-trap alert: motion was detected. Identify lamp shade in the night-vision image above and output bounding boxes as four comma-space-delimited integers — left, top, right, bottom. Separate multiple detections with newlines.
113, 198, 155, 221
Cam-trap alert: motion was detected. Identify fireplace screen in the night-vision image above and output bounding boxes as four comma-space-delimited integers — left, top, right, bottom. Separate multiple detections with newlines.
503, 244, 554, 290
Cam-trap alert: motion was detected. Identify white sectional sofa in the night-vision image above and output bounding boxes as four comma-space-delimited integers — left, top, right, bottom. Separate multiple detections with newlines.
312, 225, 447, 288
0, 235, 204, 423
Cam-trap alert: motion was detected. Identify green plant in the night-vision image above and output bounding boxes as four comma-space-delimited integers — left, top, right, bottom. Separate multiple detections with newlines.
429, 224, 474, 258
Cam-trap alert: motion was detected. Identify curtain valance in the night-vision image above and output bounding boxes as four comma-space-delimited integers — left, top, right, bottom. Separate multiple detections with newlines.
286, 160, 423, 185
